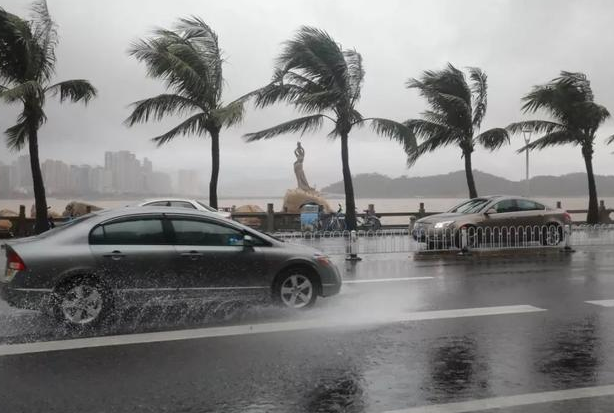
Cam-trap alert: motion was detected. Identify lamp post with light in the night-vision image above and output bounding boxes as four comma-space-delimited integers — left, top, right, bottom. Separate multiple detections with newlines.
522, 127, 533, 197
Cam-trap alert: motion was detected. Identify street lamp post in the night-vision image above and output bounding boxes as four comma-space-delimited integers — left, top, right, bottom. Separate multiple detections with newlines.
522, 127, 532, 197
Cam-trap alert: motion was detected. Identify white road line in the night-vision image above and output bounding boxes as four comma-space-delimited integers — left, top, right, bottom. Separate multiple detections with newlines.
383, 384, 614, 413
585, 299, 614, 307
344, 277, 434, 284
0, 304, 544, 357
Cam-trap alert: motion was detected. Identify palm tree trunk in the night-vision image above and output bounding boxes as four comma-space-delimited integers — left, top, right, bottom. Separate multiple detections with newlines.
209, 128, 220, 209
463, 149, 478, 199
27, 122, 49, 233
340, 132, 356, 230
582, 144, 599, 224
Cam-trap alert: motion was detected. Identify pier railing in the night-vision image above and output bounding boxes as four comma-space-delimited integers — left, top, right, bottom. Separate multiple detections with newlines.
272, 223, 614, 256
230, 201, 613, 232
1, 200, 612, 238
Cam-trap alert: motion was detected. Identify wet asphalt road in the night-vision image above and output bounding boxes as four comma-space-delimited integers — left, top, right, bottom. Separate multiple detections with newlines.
1, 248, 614, 412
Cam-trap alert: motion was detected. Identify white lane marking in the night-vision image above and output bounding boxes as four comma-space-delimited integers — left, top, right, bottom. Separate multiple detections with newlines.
344, 277, 434, 284
0, 305, 544, 357
383, 384, 614, 413
585, 299, 614, 307
12, 288, 53, 292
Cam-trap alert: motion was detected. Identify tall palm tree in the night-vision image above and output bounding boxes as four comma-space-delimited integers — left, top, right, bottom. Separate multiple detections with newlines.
508, 72, 610, 224
244, 27, 414, 230
126, 17, 246, 209
0, 1, 97, 233
405, 63, 509, 198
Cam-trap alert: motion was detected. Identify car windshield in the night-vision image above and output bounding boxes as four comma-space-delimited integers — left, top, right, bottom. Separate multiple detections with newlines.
196, 201, 218, 212
448, 198, 491, 214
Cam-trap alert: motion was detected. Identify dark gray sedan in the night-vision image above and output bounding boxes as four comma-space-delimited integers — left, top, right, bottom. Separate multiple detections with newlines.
0, 207, 341, 327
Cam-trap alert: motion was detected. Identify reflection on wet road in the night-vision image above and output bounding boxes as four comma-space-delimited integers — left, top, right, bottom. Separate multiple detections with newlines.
1, 249, 614, 412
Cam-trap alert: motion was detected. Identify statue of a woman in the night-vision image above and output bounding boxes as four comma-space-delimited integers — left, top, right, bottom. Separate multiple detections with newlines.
294, 142, 314, 192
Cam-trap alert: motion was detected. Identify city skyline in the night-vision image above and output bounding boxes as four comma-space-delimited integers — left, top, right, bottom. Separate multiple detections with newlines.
0, 151, 205, 198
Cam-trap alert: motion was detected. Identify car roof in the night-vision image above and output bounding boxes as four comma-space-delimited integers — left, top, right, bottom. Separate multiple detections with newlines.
95, 206, 220, 219
481, 195, 509, 199
141, 198, 200, 204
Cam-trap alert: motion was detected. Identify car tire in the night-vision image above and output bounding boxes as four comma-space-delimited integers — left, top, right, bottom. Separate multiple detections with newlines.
542, 224, 563, 246
273, 268, 318, 309
53, 276, 112, 328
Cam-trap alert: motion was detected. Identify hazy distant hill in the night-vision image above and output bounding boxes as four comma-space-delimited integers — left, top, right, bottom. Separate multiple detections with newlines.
321, 171, 614, 198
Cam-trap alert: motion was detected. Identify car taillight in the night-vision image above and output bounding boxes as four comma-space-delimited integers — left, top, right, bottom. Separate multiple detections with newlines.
7, 250, 26, 271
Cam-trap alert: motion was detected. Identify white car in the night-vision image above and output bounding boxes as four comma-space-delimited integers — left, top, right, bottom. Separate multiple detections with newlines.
138, 198, 232, 219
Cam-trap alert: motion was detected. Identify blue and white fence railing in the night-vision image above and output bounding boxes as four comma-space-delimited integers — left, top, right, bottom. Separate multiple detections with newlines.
271, 224, 614, 256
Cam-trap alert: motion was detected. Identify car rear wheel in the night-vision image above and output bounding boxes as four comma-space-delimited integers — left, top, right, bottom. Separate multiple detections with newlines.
274, 269, 318, 309
54, 277, 111, 327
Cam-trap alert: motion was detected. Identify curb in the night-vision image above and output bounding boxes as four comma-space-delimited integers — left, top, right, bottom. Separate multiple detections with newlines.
411, 247, 566, 261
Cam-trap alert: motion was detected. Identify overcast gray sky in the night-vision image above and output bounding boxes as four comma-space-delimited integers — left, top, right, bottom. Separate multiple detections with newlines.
1, 0, 614, 195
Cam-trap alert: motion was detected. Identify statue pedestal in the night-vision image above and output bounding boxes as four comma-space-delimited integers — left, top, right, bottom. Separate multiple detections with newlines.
282, 188, 332, 214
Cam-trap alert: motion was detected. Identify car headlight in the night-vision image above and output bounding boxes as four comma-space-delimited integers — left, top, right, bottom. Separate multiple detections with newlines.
434, 220, 455, 229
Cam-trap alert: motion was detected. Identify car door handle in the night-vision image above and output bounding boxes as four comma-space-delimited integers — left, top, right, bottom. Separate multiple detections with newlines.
103, 250, 125, 261
181, 251, 203, 260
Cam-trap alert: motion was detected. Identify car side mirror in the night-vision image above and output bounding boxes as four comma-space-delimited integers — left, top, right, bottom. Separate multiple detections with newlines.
243, 234, 255, 248
485, 208, 497, 215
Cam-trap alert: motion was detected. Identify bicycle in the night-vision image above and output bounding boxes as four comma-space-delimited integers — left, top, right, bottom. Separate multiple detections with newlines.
316, 204, 346, 231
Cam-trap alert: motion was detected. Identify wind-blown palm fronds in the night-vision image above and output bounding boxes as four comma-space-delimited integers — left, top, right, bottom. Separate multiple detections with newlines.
245, 26, 415, 230
507, 71, 611, 224
125, 16, 245, 208
127, 17, 247, 209
405, 63, 509, 198
0, 1, 97, 233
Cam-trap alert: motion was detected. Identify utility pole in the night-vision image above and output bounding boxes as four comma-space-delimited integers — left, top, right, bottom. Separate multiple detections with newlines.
522, 127, 533, 197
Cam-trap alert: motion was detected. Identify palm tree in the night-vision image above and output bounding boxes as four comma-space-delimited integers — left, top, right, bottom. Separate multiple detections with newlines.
244, 27, 414, 230
0, 1, 97, 233
508, 72, 610, 224
126, 17, 246, 209
405, 63, 509, 198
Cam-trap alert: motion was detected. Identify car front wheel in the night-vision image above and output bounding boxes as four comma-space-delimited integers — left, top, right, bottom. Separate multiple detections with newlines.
274, 269, 318, 309
542, 224, 563, 246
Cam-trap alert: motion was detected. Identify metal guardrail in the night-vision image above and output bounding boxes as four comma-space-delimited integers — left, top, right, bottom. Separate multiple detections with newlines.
272, 224, 614, 256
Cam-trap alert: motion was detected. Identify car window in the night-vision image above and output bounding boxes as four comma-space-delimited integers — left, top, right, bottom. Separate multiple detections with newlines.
145, 201, 171, 207
449, 198, 490, 214
196, 201, 218, 212
516, 199, 545, 211
90, 218, 167, 245
170, 219, 247, 246
170, 201, 196, 209
493, 200, 518, 213
37, 213, 98, 238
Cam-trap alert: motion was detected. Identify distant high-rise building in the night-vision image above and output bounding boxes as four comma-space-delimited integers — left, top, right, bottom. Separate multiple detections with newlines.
70, 165, 92, 194
89, 166, 112, 194
177, 169, 200, 195
5, 151, 173, 196
142, 157, 153, 174
0, 161, 11, 196
104, 150, 143, 193
10, 155, 32, 194
42, 159, 71, 194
